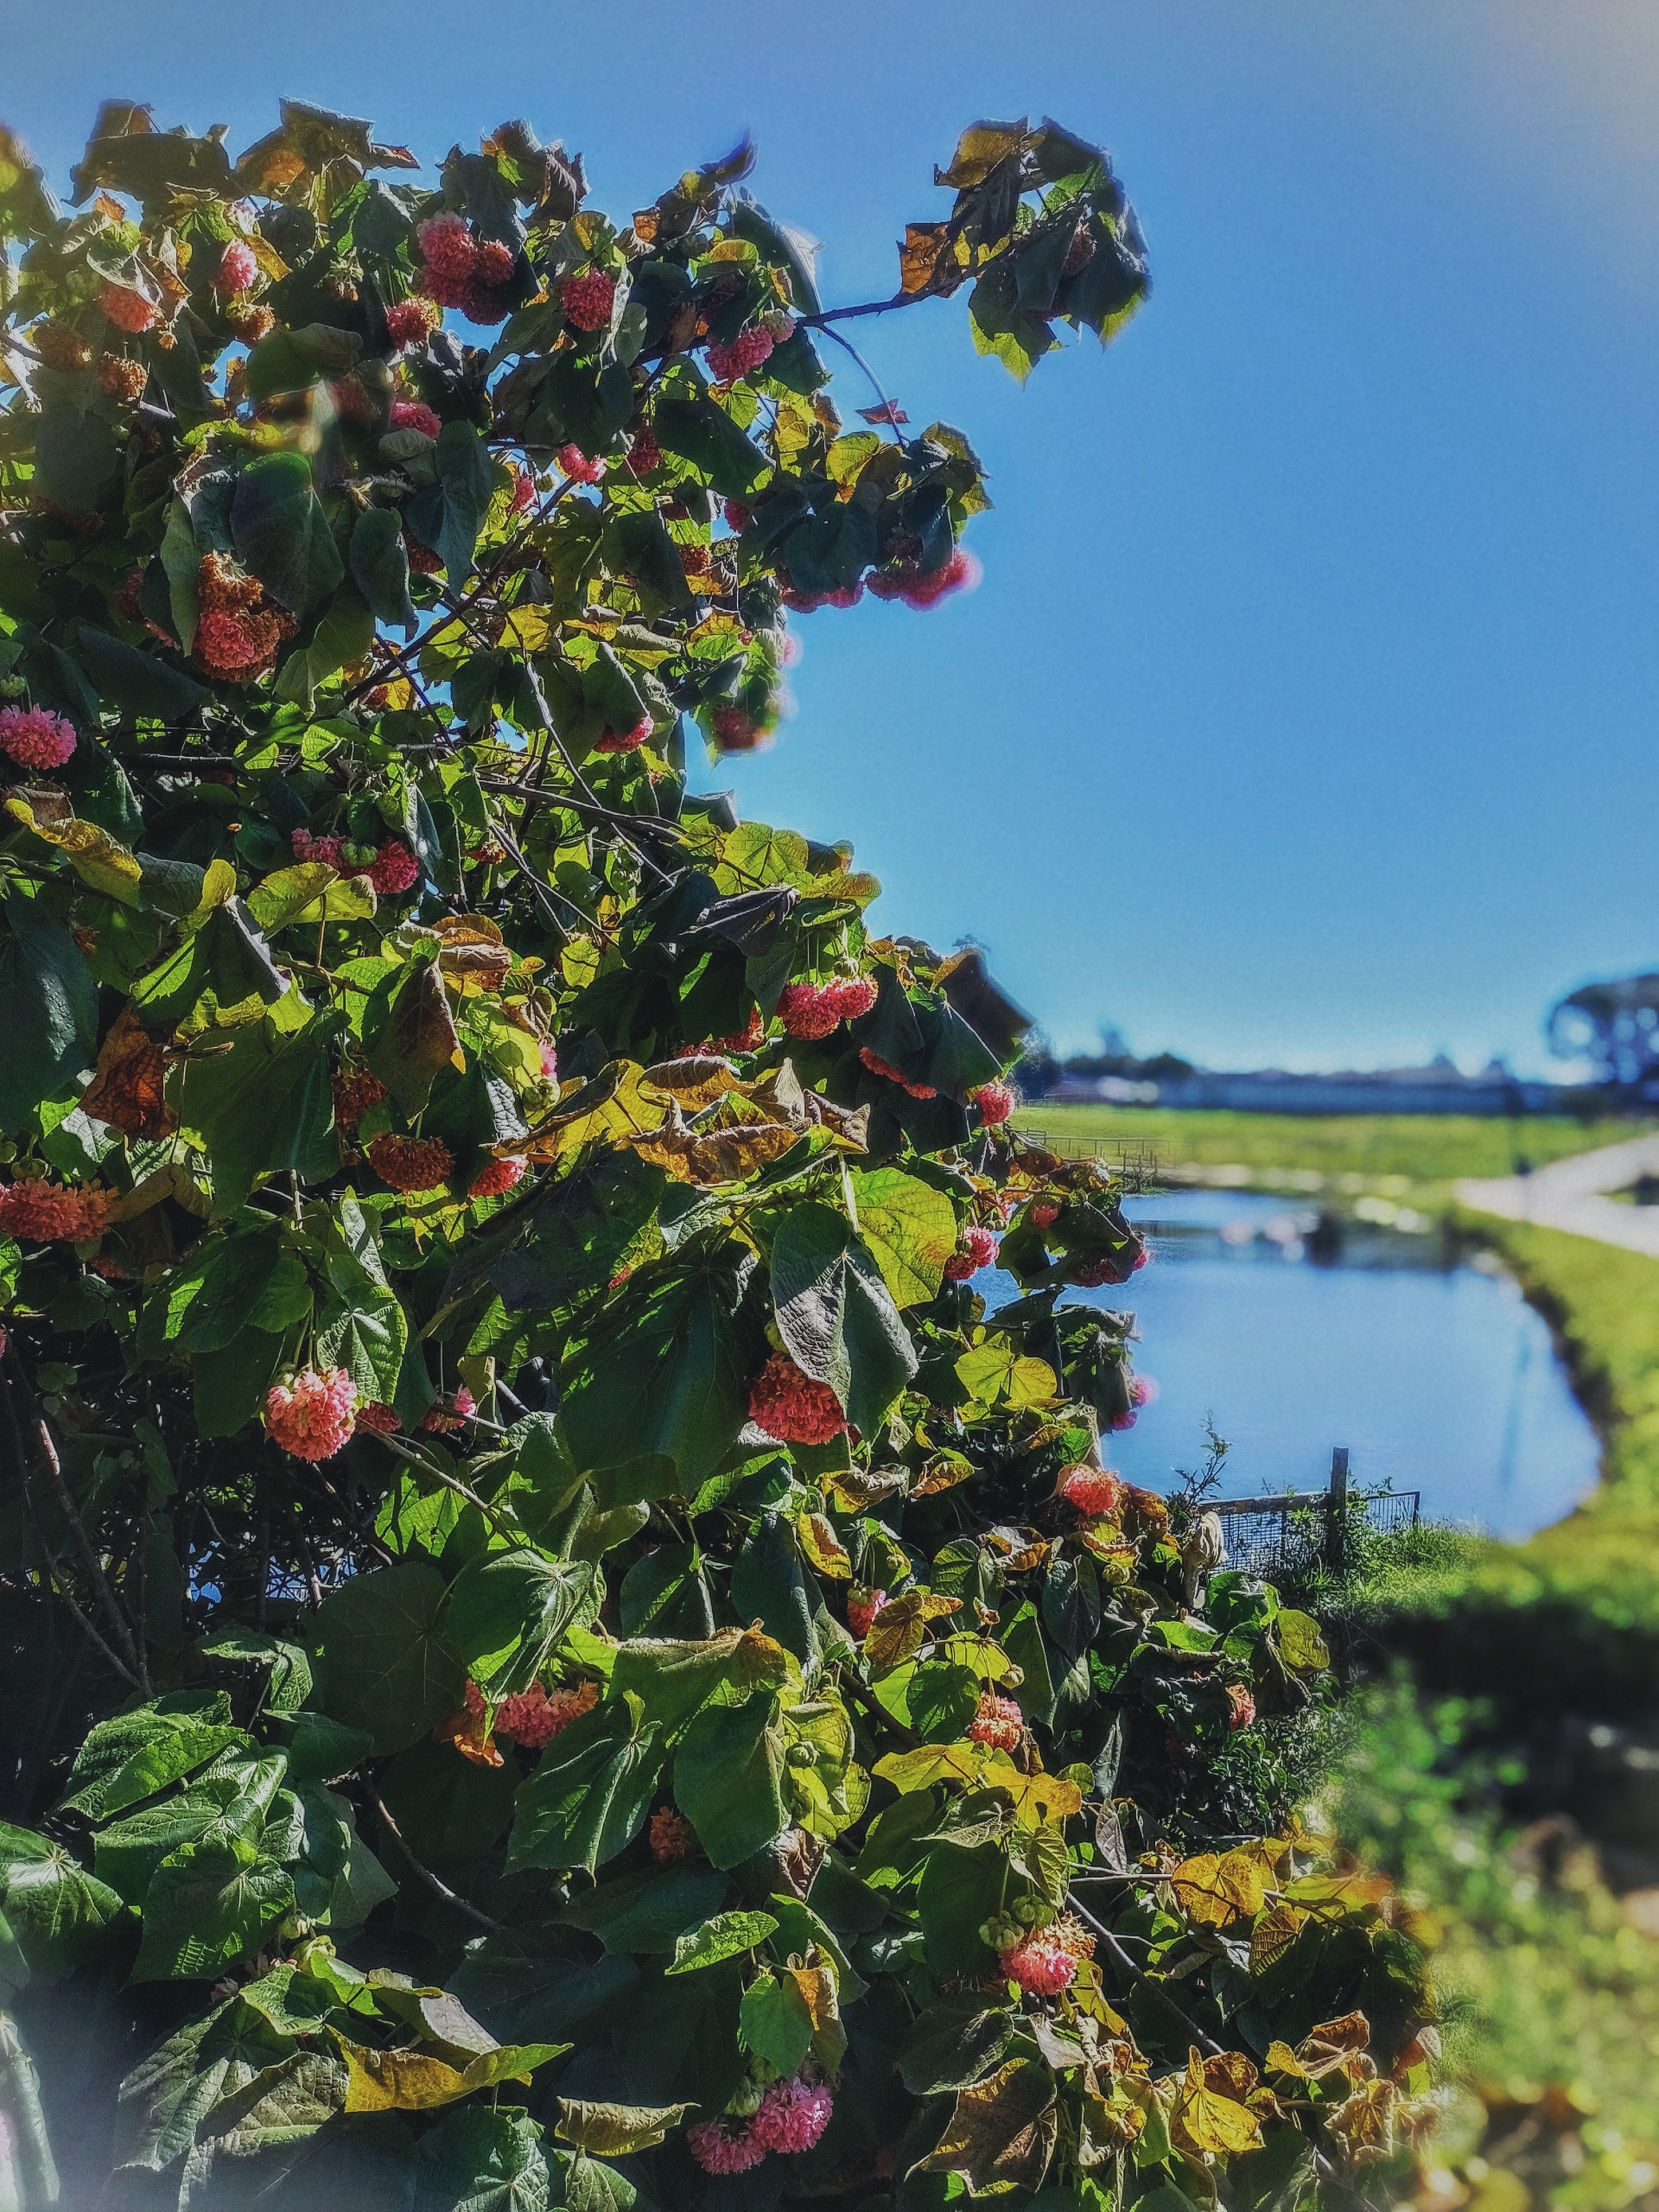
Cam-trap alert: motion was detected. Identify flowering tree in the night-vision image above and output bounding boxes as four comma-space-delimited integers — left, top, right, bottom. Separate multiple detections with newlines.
0, 102, 1436, 2209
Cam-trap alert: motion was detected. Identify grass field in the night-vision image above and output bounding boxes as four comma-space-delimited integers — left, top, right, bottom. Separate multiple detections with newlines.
1012, 1103, 1650, 1191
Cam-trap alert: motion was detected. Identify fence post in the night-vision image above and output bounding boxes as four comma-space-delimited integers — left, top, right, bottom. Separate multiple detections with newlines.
1327, 1447, 1350, 1574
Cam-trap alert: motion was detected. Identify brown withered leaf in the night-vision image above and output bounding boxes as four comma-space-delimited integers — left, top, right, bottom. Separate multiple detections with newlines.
899, 221, 957, 296
1325, 2076, 1396, 2166
912, 1450, 973, 1497
1295, 2012, 1371, 2080
432, 918, 511, 988
795, 1512, 851, 1580
822, 1464, 908, 1514
640, 1054, 745, 1110
370, 960, 461, 1114
629, 1107, 803, 1186
863, 1589, 962, 1675
919, 2058, 1058, 2196
81, 1005, 178, 1140
982, 1524, 1049, 1574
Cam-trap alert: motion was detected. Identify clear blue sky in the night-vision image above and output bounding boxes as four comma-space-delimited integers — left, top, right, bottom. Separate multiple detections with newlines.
8, 0, 1659, 1074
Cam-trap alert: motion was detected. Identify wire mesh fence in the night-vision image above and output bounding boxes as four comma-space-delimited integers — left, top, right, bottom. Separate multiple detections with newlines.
1211, 1487, 1420, 1576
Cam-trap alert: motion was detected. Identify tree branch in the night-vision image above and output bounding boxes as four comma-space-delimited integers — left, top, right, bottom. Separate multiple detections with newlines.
373, 1796, 502, 1930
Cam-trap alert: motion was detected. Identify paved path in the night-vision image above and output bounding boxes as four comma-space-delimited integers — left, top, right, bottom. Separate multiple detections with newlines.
1458, 1133, 1659, 1258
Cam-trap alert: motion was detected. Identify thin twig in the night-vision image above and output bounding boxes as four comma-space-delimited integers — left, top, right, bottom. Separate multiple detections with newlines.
374, 1796, 503, 1930
0, 1357, 142, 1675
1068, 1898, 1224, 2057
840, 1669, 922, 1750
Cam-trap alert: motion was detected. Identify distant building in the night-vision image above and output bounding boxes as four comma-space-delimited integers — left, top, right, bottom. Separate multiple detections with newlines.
1046, 1054, 1590, 1116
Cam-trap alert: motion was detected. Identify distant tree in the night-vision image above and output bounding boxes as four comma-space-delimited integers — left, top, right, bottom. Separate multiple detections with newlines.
1548, 973, 1659, 1090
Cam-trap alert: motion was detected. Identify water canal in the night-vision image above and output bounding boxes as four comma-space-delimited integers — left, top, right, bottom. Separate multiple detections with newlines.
986, 1188, 1601, 1540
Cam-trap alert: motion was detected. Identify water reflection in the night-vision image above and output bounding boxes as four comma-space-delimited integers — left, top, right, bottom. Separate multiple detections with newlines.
986, 1190, 1600, 1540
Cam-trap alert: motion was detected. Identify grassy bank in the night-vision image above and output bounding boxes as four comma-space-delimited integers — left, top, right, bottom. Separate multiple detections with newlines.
1014, 1103, 1648, 1192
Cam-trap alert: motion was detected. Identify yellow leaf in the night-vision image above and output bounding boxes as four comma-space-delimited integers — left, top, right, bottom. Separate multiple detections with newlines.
188, 856, 238, 926
872, 1742, 983, 1795
338, 2037, 563, 2113
6, 799, 143, 906
555, 2100, 693, 2156
796, 1512, 850, 1580
1274, 1608, 1331, 1673
955, 1340, 1057, 1408
1250, 1904, 1306, 1974
1171, 2045, 1264, 2158
1264, 2040, 1306, 2080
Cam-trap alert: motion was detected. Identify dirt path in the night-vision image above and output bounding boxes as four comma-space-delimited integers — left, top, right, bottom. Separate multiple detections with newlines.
1458, 1133, 1659, 1257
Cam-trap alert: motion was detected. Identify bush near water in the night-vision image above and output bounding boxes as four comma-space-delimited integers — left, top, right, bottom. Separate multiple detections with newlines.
0, 99, 1451, 2210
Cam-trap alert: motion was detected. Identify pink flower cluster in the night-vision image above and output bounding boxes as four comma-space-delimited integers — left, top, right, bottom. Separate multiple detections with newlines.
389, 398, 442, 439
0, 1178, 116, 1243
213, 241, 257, 296
561, 270, 617, 332
100, 283, 156, 334
775, 976, 876, 1041
289, 830, 419, 896
999, 1930, 1078, 1997
555, 443, 606, 486
0, 705, 76, 770
416, 213, 514, 322
868, 546, 982, 609
495, 1678, 598, 1748
858, 1048, 937, 1099
1226, 1682, 1256, 1732
507, 467, 537, 514
846, 1586, 886, 1639
467, 1157, 525, 1200
779, 575, 865, 613
1059, 1465, 1125, 1517
593, 717, 652, 754
264, 1368, 356, 1461
711, 704, 763, 753
973, 1081, 1015, 1126
355, 1401, 402, 1435
705, 318, 793, 385
686, 2074, 832, 2173
649, 1807, 698, 1864
385, 297, 440, 350
747, 1352, 849, 1446
969, 1693, 1024, 1753
943, 1224, 999, 1281
627, 427, 662, 476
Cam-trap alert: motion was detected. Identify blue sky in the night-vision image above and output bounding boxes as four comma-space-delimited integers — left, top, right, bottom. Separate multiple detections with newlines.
8, 0, 1659, 1073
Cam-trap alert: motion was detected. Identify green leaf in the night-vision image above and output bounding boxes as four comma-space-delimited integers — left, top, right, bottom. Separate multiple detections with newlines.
770, 1201, 917, 1434
34, 404, 119, 508
244, 321, 361, 404
273, 586, 376, 710
450, 1929, 640, 2048
442, 1551, 600, 1700
918, 1840, 1003, 1977
0, 890, 98, 1129
731, 1512, 818, 1669
673, 1689, 788, 1870
560, 1246, 758, 1488
899, 1997, 1014, 2094
737, 1969, 812, 2077
368, 957, 461, 1116
350, 504, 417, 633
653, 395, 772, 499
130, 1836, 295, 1982
171, 1005, 344, 1211
618, 1542, 715, 1639
848, 1167, 957, 1307
232, 451, 345, 613
505, 1694, 664, 1875
0, 1827, 124, 1980
55, 1698, 232, 1819
609, 1628, 791, 1738
434, 420, 499, 581
97, 1723, 250, 1818
665, 1909, 778, 1975
413, 2105, 551, 2212
956, 1339, 1057, 1408
561, 1862, 728, 1955
74, 626, 208, 721
1274, 1610, 1331, 1673
308, 1561, 467, 1755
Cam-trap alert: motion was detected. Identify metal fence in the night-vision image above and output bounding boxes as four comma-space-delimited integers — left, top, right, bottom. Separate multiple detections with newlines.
1209, 1452, 1420, 1576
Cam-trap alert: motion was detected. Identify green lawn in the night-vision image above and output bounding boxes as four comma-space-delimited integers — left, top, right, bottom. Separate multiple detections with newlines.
1013, 1103, 1649, 1190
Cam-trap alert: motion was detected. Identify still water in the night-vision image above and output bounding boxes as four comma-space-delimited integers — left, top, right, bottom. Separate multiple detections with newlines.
987, 1190, 1600, 1540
